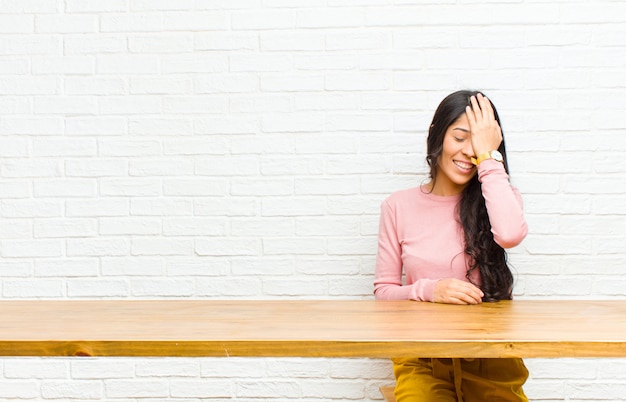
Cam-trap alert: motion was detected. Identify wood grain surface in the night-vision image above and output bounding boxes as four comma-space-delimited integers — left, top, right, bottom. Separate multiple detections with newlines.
0, 299, 625, 358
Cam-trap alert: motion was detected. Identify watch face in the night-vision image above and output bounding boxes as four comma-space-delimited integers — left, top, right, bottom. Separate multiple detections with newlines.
491, 150, 503, 162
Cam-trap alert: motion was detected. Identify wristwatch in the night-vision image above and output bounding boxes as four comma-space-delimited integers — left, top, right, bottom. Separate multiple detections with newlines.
471, 150, 504, 166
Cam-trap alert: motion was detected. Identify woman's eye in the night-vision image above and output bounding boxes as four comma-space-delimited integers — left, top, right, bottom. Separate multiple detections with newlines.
454, 137, 464, 142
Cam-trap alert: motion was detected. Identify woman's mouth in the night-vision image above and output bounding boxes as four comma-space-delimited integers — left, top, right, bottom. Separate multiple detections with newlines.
453, 160, 474, 172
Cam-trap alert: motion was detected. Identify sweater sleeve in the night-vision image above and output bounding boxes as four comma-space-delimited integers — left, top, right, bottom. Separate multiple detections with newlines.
477, 159, 528, 248
373, 199, 438, 301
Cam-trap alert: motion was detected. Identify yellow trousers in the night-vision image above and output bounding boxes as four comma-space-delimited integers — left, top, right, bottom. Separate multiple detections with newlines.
392, 358, 529, 402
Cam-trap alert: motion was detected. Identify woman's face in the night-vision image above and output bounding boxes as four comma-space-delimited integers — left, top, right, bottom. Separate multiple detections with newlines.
432, 113, 477, 196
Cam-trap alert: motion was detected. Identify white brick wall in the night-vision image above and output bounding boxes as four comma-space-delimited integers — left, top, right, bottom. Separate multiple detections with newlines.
0, 0, 625, 400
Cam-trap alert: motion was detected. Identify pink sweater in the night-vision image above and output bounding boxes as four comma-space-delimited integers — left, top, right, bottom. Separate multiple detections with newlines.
374, 160, 528, 301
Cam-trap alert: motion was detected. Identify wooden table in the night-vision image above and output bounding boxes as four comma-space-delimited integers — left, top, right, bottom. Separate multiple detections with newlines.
0, 299, 625, 358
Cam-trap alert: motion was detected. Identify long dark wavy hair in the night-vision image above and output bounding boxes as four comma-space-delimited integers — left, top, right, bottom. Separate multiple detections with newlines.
425, 90, 513, 301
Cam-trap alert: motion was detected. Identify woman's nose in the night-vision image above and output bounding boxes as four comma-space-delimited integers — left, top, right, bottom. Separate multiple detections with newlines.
463, 140, 475, 157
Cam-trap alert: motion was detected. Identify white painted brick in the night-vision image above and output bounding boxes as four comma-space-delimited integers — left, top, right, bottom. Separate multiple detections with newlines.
128, 33, 193, 53
66, 199, 129, 217
104, 380, 168, 398
64, 77, 126, 96
193, 116, 258, 135
0, 180, 32, 199
99, 218, 161, 236
100, 13, 163, 33
195, 238, 260, 256
3, 279, 64, 298
261, 156, 325, 176
2, 240, 63, 258
330, 359, 393, 379
261, 32, 324, 52
0, 0, 59, 13
326, 113, 393, 132
1, 200, 62, 218
136, 359, 199, 377
230, 53, 293, 73
232, 9, 295, 30
325, 31, 391, 51
294, 54, 356, 71
65, 159, 127, 178
195, 32, 258, 51
34, 96, 98, 115
0, 117, 63, 135
98, 139, 160, 157
162, 217, 227, 236
261, 112, 324, 133
262, 279, 328, 297
34, 219, 97, 238
229, 93, 293, 113
326, 72, 392, 91
100, 178, 162, 197
67, 238, 129, 257
0, 34, 60, 55
261, 198, 326, 217
41, 380, 102, 399
266, 358, 328, 378
161, 54, 229, 74
96, 55, 160, 74
237, 380, 300, 398
196, 277, 262, 297
163, 95, 227, 114
297, 7, 363, 28
131, 278, 194, 296
0, 381, 40, 399
0, 219, 31, 239
231, 178, 293, 196
130, 198, 193, 216
36, 14, 98, 33
71, 360, 134, 379
129, 158, 194, 176
295, 258, 359, 276
231, 257, 294, 276
4, 360, 68, 379
131, 75, 192, 95
67, 279, 129, 297
295, 93, 358, 111
262, 238, 326, 255
164, 137, 228, 156
99, 95, 162, 115
101, 257, 165, 277
0, 96, 30, 115
170, 380, 233, 398
260, 73, 324, 92
65, 117, 126, 136
64, 34, 127, 54
295, 178, 359, 195
167, 257, 229, 277
327, 156, 391, 174
163, 178, 228, 196
131, 238, 193, 256
195, 74, 258, 94
194, 198, 257, 217
0, 15, 33, 33
34, 258, 99, 278
34, 138, 97, 157
201, 357, 266, 377
231, 134, 295, 154
302, 380, 364, 398
327, 237, 377, 256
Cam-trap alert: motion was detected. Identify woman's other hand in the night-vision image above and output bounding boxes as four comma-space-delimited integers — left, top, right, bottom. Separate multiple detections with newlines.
433, 278, 484, 305
465, 93, 502, 157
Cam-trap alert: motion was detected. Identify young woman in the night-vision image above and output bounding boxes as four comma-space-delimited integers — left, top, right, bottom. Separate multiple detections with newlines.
374, 90, 529, 402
